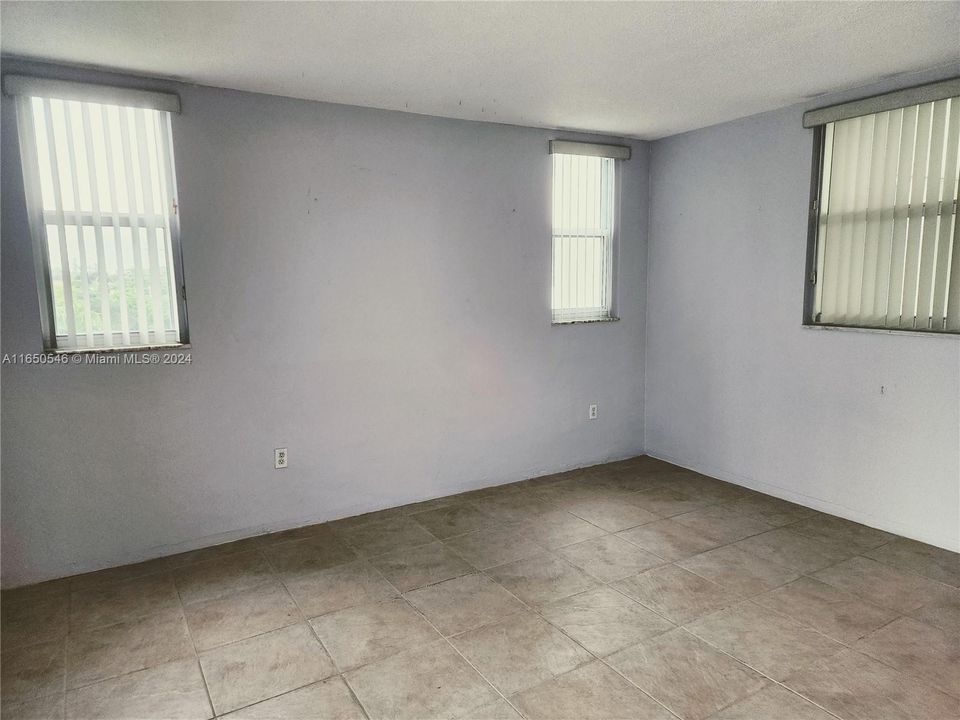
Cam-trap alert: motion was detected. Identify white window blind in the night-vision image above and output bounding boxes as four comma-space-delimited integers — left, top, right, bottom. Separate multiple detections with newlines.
11, 80, 187, 351
812, 95, 960, 333
551, 152, 616, 323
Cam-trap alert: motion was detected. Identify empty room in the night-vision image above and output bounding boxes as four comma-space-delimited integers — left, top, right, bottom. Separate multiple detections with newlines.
1, 2, 958, 719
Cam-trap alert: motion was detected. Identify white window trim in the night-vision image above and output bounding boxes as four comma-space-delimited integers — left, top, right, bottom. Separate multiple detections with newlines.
550, 141, 628, 325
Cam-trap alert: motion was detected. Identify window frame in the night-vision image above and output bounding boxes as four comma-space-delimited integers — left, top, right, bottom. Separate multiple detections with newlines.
802, 98, 960, 338
10, 79, 190, 354
802, 123, 828, 330
549, 143, 626, 325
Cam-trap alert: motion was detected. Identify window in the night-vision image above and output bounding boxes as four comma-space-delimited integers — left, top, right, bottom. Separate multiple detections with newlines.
804, 79, 960, 334
550, 140, 628, 323
7, 76, 188, 351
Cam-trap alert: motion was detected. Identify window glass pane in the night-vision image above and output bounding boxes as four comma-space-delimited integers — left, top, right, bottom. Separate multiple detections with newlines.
813, 96, 960, 332
551, 153, 615, 323
32, 98, 56, 211
49, 99, 76, 213
23, 95, 184, 350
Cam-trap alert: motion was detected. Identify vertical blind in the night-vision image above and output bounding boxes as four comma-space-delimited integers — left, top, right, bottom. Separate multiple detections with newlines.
813, 95, 960, 332
551, 153, 615, 323
15, 91, 185, 350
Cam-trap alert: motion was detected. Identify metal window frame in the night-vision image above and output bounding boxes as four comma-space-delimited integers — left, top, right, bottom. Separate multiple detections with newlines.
802, 125, 826, 329
549, 152, 621, 325
802, 117, 960, 337
159, 110, 191, 349
14, 95, 191, 353
14, 97, 58, 347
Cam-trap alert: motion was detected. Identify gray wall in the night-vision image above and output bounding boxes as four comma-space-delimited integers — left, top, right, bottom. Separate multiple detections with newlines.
645, 67, 960, 552
1, 61, 649, 586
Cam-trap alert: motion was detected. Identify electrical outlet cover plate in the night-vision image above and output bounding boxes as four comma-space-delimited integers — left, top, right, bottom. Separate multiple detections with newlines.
589, 404, 598, 420
275, 448, 288, 469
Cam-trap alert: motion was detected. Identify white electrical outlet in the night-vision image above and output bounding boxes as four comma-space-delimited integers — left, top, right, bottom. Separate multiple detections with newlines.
588, 404, 598, 420
274, 448, 288, 469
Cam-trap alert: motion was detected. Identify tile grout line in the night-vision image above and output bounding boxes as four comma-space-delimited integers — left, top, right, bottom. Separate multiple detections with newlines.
670, 566, 951, 710
467, 563, 684, 720
172, 575, 218, 719
398, 597, 529, 717
53, 580, 209, 698
674, 624, 846, 720
337, 676, 374, 720
278, 556, 376, 720
434, 501, 914, 718
361, 559, 529, 719
205, 553, 373, 720
280, 569, 375, 720
818, 613, 960, 699
58, 588, 71, 706
436, 532, 684, 710
671, 547, 960, 715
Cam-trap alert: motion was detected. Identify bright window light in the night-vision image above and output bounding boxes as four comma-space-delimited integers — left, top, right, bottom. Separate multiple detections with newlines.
551, 153, 616, 323
811, 95, 960, 333
15, 91, 188, 351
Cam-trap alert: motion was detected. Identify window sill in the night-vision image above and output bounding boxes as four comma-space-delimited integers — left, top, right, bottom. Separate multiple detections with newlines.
802, 324, 958, 339
552, 317, 620, 326
49, 342, 192, 355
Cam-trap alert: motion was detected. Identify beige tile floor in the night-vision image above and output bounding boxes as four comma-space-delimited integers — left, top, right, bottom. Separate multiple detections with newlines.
2, 456, 958, 719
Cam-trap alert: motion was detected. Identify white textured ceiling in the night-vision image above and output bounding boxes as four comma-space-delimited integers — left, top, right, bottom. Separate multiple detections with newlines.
2, 1, 958, 139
